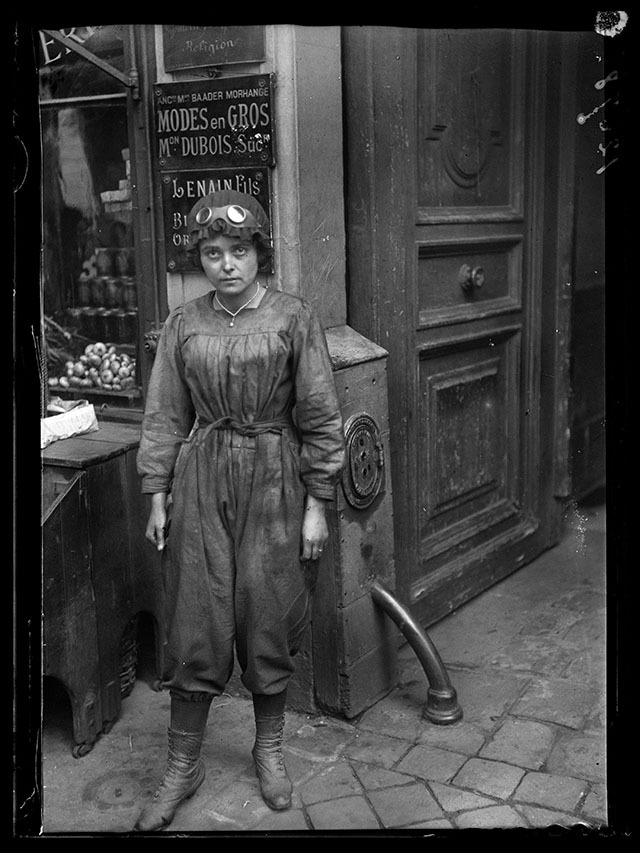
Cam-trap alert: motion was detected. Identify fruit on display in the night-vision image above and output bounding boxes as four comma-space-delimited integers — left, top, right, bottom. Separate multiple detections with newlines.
48, 343, 137, 392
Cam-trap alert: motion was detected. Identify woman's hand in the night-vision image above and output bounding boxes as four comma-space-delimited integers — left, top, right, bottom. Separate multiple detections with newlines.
145, 492, 168, 551
300, 495, 329, 562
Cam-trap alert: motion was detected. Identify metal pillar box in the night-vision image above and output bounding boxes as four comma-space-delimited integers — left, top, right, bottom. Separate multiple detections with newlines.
288, 326, 398, 718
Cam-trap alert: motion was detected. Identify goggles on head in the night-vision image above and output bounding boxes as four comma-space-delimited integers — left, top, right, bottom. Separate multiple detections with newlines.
194, 204, 249, 228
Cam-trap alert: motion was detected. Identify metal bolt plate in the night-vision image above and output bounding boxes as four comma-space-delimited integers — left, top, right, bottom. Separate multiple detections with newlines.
342, 413, 384, 509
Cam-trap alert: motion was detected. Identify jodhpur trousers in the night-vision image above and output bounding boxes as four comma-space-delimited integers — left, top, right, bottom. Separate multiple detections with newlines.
160, 424, 316, 700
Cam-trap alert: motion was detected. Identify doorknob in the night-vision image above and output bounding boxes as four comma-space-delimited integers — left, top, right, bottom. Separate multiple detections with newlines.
459, 264, 485, 291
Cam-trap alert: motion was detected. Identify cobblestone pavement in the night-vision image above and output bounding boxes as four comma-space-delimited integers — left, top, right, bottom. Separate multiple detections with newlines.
41, 497, 616, 836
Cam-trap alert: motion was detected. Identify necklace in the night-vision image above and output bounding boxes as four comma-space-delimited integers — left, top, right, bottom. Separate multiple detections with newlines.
214, 283, 260, 326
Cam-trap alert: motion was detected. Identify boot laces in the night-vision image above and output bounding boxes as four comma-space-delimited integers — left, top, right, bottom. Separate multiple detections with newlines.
255, 735, 286, 770
151, 735, 202, 800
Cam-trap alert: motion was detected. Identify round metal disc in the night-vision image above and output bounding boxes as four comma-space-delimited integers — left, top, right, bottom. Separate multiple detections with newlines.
195, 206, 213, 226
227, 205, 247, 224
341, 413, 385, 509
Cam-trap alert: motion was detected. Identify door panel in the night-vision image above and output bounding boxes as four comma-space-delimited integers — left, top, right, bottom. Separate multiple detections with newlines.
344, 26, 559, 627
418, 29, 524, 217
412, 29, 537, 618
418, 234, 522, 321
416, 326, 522, 580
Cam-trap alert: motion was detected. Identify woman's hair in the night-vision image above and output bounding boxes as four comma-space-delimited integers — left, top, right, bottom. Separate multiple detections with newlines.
185, 190, 272, 273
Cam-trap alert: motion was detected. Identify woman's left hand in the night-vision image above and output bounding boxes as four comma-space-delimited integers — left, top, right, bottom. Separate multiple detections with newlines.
300, 497, 329, 562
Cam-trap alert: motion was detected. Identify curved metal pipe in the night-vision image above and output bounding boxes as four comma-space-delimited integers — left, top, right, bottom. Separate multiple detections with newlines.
371, 579, 463, 725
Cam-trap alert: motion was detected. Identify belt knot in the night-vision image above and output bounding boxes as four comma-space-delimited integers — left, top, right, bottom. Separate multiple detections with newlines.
197, 415, 292, 436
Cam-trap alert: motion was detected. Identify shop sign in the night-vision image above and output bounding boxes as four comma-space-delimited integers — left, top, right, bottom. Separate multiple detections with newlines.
38, 26, 101, 66
162, 25, 265, 71
160, 168, 272, 273
154, 75, 275, 171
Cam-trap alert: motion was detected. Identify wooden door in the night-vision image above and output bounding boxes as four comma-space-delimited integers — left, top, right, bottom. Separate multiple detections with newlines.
344, 27, 565, 625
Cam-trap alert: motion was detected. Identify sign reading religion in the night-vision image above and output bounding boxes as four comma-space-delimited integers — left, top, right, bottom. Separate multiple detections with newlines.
162, 25, 265, 72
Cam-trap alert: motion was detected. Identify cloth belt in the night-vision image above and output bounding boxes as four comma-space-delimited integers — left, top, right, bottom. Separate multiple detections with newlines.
197, 414, 293, 437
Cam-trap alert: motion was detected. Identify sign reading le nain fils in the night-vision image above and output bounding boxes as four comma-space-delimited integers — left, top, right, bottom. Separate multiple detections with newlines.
154, 75, 275, 171
161, 168, 272, 273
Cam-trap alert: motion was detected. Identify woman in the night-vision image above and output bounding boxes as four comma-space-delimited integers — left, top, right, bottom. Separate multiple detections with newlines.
135, 190, 345, 831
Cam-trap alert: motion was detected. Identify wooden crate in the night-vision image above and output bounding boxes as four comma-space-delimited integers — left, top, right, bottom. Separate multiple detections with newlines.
42, 422, 165, 756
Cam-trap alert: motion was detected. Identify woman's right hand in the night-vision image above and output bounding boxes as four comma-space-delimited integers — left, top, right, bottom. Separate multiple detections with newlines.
145, 492, 168, 551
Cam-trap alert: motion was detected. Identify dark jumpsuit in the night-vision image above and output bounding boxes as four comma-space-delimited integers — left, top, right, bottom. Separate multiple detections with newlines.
136, 288, 345, 699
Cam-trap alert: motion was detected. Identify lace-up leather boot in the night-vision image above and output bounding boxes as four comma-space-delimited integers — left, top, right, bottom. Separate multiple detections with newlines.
134, 728, 206, 831
252, 713, 292, 810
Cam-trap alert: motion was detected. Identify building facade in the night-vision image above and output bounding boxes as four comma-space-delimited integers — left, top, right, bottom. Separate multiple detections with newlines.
32, 24, 608, 720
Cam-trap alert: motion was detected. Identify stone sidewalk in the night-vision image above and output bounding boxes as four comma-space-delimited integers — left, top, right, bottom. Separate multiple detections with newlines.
40, 498, 610, 835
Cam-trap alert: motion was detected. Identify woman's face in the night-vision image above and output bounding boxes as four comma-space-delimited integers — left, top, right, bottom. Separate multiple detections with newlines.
199, 234, 259, 304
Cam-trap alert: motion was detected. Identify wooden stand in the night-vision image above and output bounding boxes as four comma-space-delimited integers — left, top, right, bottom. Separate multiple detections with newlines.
42, 421, 164, 757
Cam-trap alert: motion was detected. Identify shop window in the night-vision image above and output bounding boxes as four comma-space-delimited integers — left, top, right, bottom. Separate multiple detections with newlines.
39, 27, 141, 407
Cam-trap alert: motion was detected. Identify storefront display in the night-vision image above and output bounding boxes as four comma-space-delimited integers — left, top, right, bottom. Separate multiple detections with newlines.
39, 26, 142, 407
47, 343, 137, 394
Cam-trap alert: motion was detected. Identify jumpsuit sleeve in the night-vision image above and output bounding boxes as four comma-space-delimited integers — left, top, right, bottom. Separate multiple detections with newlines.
292, 301, 345, 501
136, 308, 196, 494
